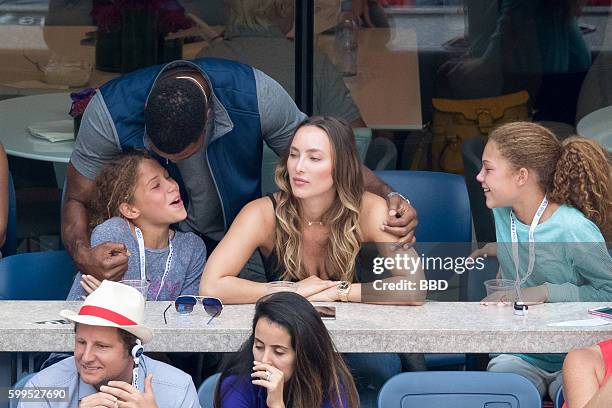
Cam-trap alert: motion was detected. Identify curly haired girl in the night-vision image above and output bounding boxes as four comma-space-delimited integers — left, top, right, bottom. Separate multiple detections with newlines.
475, 121, 612, 402
66, 149, 206, 301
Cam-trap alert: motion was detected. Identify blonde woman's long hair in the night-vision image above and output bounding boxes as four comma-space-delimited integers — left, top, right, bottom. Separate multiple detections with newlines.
272, 116, 363, 282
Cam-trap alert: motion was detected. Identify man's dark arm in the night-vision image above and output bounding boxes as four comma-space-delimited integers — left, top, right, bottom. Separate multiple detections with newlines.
362, 164, 393, 197
62, 163, 128, 280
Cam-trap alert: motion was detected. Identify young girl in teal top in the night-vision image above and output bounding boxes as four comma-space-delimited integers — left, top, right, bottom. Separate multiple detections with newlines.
475, 121, 611, 402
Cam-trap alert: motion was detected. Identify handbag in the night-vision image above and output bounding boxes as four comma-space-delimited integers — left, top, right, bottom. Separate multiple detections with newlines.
431, 90, 531, 173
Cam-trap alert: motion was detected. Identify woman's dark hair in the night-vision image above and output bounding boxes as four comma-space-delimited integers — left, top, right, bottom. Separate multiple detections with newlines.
214, 292, 359, 408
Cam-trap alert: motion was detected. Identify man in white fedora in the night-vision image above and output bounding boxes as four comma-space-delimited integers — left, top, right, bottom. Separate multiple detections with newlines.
18, 280, 200, 408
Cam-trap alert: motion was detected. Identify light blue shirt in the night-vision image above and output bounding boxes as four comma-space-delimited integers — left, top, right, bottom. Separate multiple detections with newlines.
493, 204, 612, 372
493, 204, 612, 302
17, 355, 200, 408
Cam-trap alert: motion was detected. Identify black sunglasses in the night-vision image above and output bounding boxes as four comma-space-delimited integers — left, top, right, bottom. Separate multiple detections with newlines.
163, 295, 223, 325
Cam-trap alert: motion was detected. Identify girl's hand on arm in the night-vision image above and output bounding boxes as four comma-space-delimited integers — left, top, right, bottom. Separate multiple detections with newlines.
252, 361, 285, 408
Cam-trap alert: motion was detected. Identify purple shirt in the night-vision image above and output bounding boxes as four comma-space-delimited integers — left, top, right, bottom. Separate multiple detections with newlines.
219, 375, 347, 408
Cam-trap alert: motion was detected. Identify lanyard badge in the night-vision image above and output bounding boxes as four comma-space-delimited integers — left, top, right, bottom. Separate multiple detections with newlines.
134, 225, 174, 301
509, 195, 548, 314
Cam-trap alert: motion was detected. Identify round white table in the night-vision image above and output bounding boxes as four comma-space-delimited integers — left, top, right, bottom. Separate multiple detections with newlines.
576, 106, 612, 151
0, 93, 74, 186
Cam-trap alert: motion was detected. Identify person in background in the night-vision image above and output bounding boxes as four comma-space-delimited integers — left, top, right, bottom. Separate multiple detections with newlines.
215, 291, 359, 408
199, 0, 366, 127
473, 121, 612, 402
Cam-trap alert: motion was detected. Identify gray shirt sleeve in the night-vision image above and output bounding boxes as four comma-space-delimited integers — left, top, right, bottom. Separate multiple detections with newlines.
313, 53, 362, 123
254, 68, 307, 155
180, 233, 207, 296
70, 91, 122, 180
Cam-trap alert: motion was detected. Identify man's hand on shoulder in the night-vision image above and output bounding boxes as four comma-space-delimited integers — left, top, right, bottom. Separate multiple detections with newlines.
75, 241, 129, 282
382, 192, 418, 249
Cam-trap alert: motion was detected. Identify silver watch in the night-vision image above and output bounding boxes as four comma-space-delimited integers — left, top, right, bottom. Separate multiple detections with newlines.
386, 191, 411, 206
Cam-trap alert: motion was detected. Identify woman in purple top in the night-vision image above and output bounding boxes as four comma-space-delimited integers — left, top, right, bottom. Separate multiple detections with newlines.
215, 292, 359, 408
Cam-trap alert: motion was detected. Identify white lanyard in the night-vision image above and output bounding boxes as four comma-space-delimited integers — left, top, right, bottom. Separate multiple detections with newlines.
134, 225, 174, 301
509, 196, 548, 298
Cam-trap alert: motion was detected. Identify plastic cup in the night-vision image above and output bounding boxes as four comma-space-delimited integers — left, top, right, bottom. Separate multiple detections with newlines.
266, 281, 298, 293
483, 279, 517, 302
119, 279, 150, 299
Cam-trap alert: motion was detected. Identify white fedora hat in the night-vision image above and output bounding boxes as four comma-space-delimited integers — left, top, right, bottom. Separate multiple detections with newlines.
60, 280, 153, 344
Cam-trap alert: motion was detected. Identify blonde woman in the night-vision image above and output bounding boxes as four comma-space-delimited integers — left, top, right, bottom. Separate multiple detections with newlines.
200, 116, 425, 304
201, 115, 424, 406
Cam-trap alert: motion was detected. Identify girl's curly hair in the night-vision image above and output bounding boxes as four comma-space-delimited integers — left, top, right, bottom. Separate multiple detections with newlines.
87, 149, 154, 230
549, 137, 611, 242
490, 122, 611, 241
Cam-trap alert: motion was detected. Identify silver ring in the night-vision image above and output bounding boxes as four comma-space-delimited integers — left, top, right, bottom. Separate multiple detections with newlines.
265, 370, 272, 382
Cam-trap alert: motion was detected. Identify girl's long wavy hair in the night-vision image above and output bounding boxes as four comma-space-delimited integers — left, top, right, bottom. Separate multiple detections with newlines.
87, 149, 153, 230
489, 122, 611, 241
272, 116, 363, 281
214, 292, 359, 408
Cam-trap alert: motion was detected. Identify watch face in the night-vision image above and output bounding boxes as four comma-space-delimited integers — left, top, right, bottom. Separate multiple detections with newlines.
337, 281, 350, 291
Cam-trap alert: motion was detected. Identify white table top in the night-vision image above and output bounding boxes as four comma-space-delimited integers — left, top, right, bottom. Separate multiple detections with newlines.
1, 301, 611, 353
0, 92, 74, 163
576, 105, 612, 151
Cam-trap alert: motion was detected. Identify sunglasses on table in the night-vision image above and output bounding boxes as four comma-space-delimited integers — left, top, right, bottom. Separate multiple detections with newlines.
163, 296, 223, 325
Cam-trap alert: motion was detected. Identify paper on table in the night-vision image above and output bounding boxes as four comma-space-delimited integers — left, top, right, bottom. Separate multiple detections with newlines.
547, 318, 611, 327
28, 120, 74, 143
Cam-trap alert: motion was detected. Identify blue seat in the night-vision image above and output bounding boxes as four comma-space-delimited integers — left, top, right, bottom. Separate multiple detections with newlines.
0, 251, 76, 300
197, 372, 221, 408
1, 172, 17, 257
10, 373, 36, 408
375, 171, 472, 370
375, 171, 472, 244
555, 385, 565, 408
378, 371, 542, 407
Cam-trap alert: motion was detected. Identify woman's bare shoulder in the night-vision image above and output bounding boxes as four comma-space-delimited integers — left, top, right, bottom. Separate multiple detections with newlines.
360, 191, 387, 214
237, 196, 276, 227
359, 192, 388, 240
